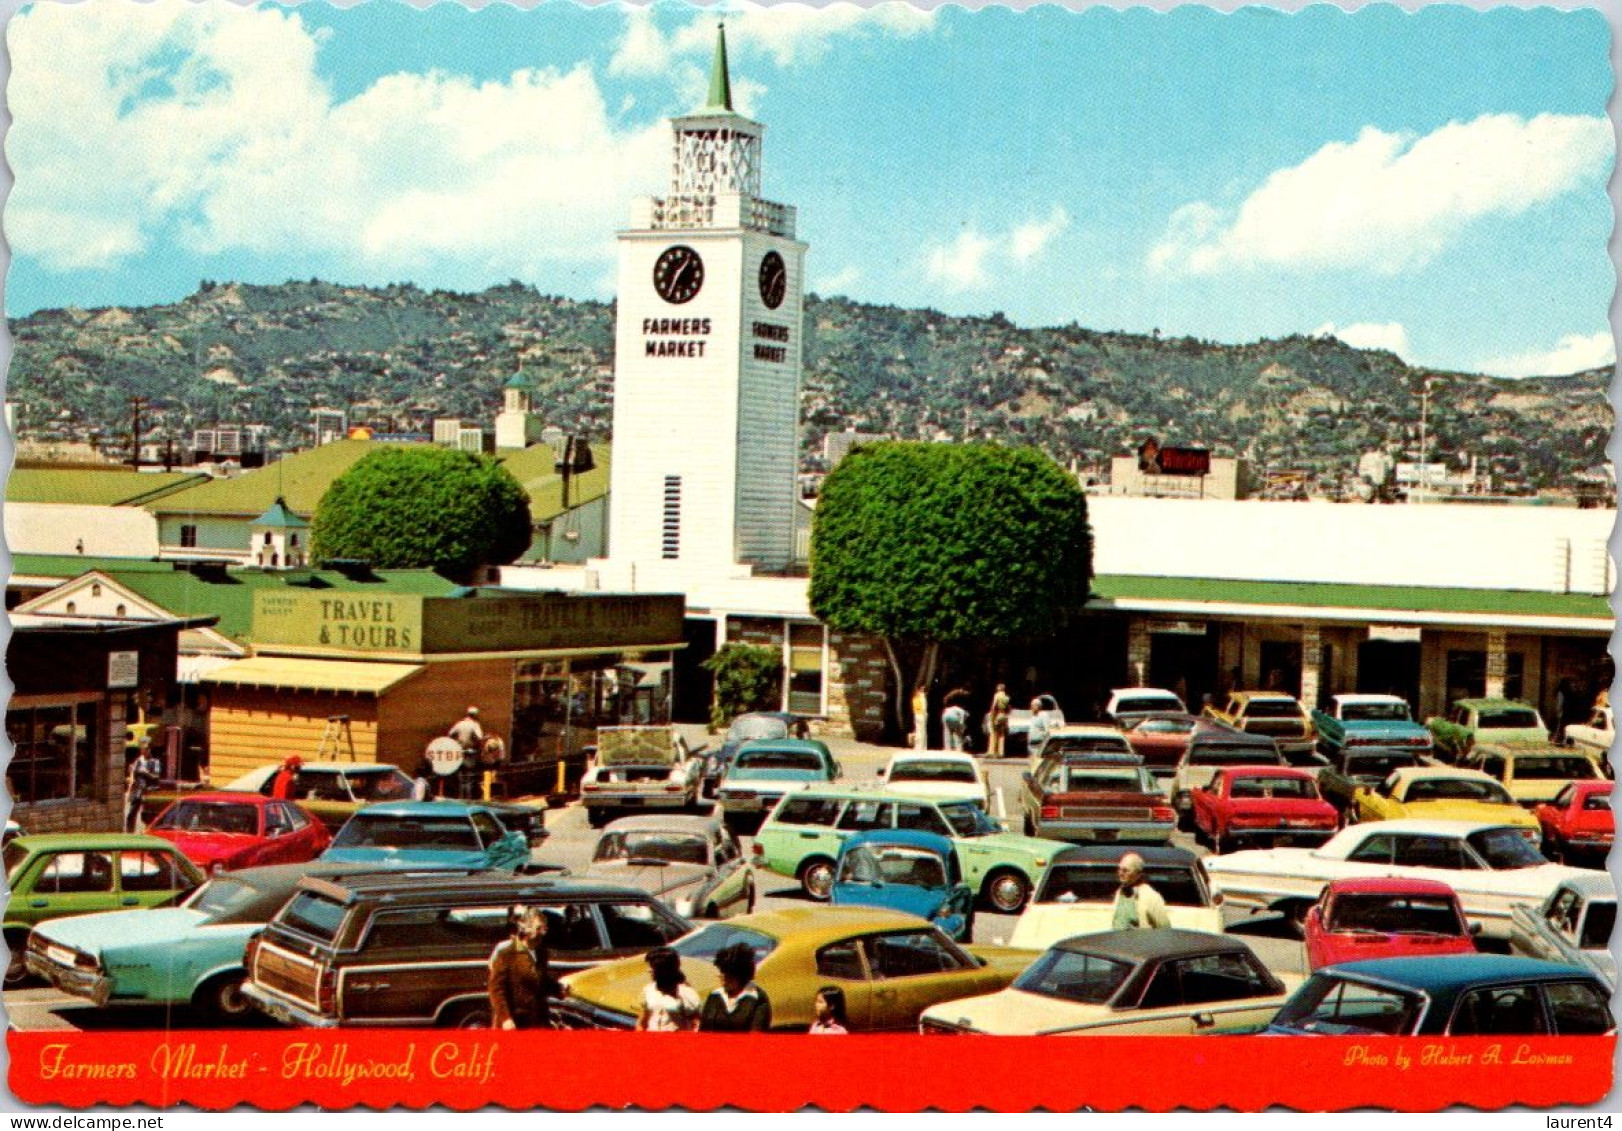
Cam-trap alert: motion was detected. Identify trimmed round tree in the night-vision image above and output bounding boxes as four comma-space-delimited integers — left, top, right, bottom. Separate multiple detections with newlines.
809, 441, 1093, 738
311, 447, 532, 580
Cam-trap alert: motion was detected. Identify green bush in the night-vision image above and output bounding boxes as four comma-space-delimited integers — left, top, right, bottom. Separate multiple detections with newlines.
703, 644, 784, 731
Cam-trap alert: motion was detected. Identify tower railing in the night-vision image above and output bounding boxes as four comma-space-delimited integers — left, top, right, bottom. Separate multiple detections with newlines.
644, 194, 797, 238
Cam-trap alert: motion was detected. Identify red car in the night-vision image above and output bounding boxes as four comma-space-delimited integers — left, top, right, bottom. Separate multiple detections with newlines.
1304, 878, 1477, 970
147, 793, 331, 874
1533, 780, 1614, 863
1121, 713, 1202, 777
1191, 765, 1337, 853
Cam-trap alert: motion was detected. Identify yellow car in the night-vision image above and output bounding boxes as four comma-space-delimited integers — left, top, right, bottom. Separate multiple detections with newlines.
1353, 767, 1541, 839
920, 928, 1298, 1035
556, 906, 1033, 1031
1462, 745, 1610, 808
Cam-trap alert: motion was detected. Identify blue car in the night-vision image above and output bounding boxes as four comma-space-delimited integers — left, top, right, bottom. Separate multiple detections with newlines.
322, 801, 530, 872
830, 830, 975, 941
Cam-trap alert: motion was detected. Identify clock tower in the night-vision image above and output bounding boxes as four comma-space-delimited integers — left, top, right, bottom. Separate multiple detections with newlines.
605, 26, 807, 577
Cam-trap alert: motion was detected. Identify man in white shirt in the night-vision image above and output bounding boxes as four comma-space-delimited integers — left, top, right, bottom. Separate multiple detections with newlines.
1110, 853, 1171, 930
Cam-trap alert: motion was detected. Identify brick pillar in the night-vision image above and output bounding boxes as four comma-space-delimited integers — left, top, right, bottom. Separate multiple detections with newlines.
1485, 628, 1509, 699
1300, 624, 1322, 708
1127, 619, 1152, 686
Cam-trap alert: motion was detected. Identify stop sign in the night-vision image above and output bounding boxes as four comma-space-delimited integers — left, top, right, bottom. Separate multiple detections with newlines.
425, 737, 466, 777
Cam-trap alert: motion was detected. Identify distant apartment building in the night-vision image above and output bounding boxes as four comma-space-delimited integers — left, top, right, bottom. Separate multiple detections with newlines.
1103, 451, 1254, 500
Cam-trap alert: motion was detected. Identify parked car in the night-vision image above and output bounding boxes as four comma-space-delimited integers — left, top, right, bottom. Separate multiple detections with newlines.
581, 814, 754, 920
4, 834, 205, 986
1205, 819, 1595, 941
1104, 687, 1188, 728
1000, 694, 1066, 759
754, 788, 1064, 912
1018, 752, 1174, 844
143, 762, 416, 832
557, 907, 1032, 1031
1310, 694, 1433, 759
146, 792, 331, 875
1563, 705, 1614, 758
701, 712, 810, 799
479, 800, 549, 849
1008, 845, 1223, 950
1349, 766, 1540, 839
876, 751, 989, 808
1315, 745, 1425, 815
715, 738, 840, 833
1027, 723, 1134, 769
1169, 725, 1285, 829
831, 831, 975, 942
920, 929, 1294, 1036
1426, 698, 1550, 762
1120, 713, 1202, 780
581, 728, 703, 828
243, 870, 694, 1028
320, 801, 530, 872
25, 861, 379, 1020
1509, 873, 1616, 991
1192, 766, 1337, 853
1203, 692, 1318, 764
1461, 743, 1608, 807
1265, 955, 1614, 1036
1533, 780, 1614, 864
1303, 878, 1477, 971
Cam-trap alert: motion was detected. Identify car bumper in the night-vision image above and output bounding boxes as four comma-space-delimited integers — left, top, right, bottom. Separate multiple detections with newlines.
242, 984, 337, 1028
1035, 820, 1176, 843
584, 794, 689, 810
717, 793, 788, 814
27, 953, 112, 1007
552, 1000, 637, 1031
1223, 827, 1336, 848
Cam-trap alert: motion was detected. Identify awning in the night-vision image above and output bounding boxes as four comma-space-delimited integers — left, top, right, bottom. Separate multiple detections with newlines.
200, 656, 425, 696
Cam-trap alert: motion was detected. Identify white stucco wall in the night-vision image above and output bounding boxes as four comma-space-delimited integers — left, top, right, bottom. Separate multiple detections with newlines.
5, 502, 161, 556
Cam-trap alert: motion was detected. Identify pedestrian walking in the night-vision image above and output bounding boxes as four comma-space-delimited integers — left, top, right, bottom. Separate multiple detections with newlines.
1110, 852, 1171, 930
123, 745, 162, 832
637, 946, 702, 1032
911, 685, 929, 752
488, 905, 568, 1030
941, 694, 969, 752
411, 759, 434, 801
699, 943, 773, 1032
988, 683, 1011, 758
809, 986, 849, 1035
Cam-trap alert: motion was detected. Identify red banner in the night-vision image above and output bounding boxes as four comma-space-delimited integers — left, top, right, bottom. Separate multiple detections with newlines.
8, 1031, 1613, 1112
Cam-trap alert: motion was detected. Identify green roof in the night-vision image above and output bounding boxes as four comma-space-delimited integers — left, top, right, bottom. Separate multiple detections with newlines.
7, 468, 208, 507
10, 553, 175, 579
497, 441, 613, 526
145, 439, 386, 518
504, 372, 536, 390
253, 498, 311, 529
1089, 574, 1612, 623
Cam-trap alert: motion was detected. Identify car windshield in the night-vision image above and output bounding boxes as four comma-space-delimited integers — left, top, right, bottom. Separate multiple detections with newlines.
344, 770, 415, 802
1404, 779, 1513, 805
1328, 894, 1464, 935
1045, 738, 1130, 757
184, 876, 266, 923
1581, 902, 1616, 950
1117, 696, 1182, 716
331, 815, 481, 852
673, 923, 779, 966
594, 832, 709, 866
940, 802, 1001, 838
152, 800, 259, 835
890, 761, 979, 785
1340, 702, 1413, 722
1192, 745, 1275, 765
728, 716, 791, 744
1271, 974, 1423, 1036
1466, 827, 1547, 870
1059, 767, 1149, 792
1229, 776, 1315, 799
838, 846, 947, 888
1345, 753, 1417, 778
1583, 793, 1613, 812
1477, 708, 1541, 729
735, 749, 824, 772
1013, 948, 1133, 1006
1037, 863, 1208, 907
1135, 717, 1195, 734
1513, 757, 1602, 781
1243, 700, 1304, 719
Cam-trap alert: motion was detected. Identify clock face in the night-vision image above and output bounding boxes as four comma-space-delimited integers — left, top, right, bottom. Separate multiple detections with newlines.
653, 245, 704, 305
759, 250, 787, 310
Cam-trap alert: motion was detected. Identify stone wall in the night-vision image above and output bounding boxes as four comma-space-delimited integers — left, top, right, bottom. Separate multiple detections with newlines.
724, 616, 890, 742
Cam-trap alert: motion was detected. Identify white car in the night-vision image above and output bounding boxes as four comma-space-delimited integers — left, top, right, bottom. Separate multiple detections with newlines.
1104, 687, 1189, 726
1509, 872, 1617, 991
1564, 706, 1614, 758
1205, 818, 1602, 941
581, 736, 703, 828
876, 751, 989, 807
1027, 724, 1134, 771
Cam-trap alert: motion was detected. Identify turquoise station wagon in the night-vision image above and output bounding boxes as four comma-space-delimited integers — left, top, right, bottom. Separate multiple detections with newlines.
753, 788, 1067, 913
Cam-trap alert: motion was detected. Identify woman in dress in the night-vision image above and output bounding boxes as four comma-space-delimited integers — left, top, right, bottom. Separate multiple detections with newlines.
637, 946, 701, 1032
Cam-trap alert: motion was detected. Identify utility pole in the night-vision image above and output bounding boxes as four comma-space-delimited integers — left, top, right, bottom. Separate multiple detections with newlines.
1416, 379, 1429, 504
129, 395, 149, 469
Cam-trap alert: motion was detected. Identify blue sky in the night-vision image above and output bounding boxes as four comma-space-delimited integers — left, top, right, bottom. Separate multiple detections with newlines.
6, 2, 1614, 377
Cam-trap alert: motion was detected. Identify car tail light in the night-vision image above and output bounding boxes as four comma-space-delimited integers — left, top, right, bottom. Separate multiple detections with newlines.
1519, 828, 1539, 843
663, 785, 683, 793
920, 1020, 964, 1035
1152, 807, 1174, 822
582, 783, 600, 792
318, 966, 337, 1014
244, 934, 262, 974
1040, 806, 1060, 820
751, 842, 764, 857
1211, 893, 1224, 906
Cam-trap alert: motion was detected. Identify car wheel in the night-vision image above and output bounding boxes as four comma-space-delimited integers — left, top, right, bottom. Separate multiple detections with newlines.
1280, 900, 1313, 938
1547, 836, 1566, 864
4, 931, 31, 989
799, 857, 836, 902
1174, 797, 1193, 832
442, 1002, 493, 1029
983, 869, 1031, 915
1021, 813, 1035, 838
196, 973, 254, 1022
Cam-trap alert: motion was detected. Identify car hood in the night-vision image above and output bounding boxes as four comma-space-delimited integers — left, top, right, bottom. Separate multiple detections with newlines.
831, 883, 953, 921
1395, 800, 1539, 826
34, 907, 213, 955
1008, 903, 1222, 949
564, 954, 724, 1020
578, 861, 713, 899
922, 987, 1109, 1035
883, 781, 986, 802
967, 831, 1064, 858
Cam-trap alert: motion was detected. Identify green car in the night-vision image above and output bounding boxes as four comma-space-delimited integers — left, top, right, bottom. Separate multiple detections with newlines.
5, 834, 205, 986
1427, 698, 1551, 762
753, 787, 1067, 913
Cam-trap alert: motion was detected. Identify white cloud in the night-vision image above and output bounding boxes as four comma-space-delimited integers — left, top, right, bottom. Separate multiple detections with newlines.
927, 231, 995, 292
1148, 113, 1611, 276
1010, 207, 1070, 262
815, 267, 861, 294
1312, 321, 1411, 359
1479, 332, 1616, 379
8, 2, 668, 280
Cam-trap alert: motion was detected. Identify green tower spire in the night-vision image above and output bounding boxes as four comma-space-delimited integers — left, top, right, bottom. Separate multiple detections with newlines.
705, 23, 733, 112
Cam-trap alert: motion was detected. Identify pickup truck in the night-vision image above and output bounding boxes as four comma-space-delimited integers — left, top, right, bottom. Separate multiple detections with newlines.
1426, 698, 1549, 763
1314, 746, 1423, 815
1310, 694, 1433, 759
1203, 692, 1319, 764
580, 726, 703, 828
1190, 766, 1337, 853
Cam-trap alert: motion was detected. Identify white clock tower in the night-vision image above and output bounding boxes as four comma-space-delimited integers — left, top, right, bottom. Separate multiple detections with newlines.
604, 27, 807, 579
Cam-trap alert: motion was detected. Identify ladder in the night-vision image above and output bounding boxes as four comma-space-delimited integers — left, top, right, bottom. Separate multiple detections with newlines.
316, 715, 356, 763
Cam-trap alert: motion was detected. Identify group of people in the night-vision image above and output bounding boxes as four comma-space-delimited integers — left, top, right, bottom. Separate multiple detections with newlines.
910, 683, 1021, 757
486, 906, 848, 1034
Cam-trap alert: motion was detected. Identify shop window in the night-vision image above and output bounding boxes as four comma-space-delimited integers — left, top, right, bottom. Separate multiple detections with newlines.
179, 525, 198, 548
4, 702, 99, 805
786, 622, 826, 716
661, 475, 682, 559
1446, 651, 1486, 704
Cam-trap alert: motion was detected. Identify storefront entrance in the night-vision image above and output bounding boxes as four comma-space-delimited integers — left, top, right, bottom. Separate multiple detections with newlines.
1357, 640, 1422, 711
1149, 630, 1219, 712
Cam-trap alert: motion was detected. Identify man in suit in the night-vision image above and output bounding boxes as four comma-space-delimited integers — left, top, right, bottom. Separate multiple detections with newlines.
488, 905, 568, 1029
